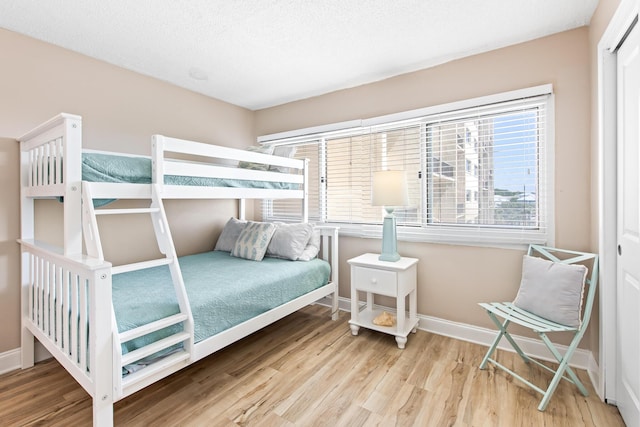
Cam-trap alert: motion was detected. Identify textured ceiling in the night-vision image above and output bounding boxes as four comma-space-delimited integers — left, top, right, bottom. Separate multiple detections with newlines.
0, 0, 598, 110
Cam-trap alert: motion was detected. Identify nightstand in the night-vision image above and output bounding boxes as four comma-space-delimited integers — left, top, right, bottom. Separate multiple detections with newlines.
347, 253, 419, 349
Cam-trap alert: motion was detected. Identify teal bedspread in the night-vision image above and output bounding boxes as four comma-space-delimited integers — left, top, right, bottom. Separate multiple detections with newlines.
112, 251, 331, 356
83, 152, 295, 189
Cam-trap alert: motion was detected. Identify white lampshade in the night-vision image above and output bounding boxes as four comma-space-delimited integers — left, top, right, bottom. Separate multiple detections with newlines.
372, 170, 409, 207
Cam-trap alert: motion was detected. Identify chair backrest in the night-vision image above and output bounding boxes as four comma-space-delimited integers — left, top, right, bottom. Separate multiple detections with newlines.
527, 245, 599, 331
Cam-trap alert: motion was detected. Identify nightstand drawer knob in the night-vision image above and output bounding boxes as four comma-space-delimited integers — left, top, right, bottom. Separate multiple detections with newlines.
370, 278, 377, 284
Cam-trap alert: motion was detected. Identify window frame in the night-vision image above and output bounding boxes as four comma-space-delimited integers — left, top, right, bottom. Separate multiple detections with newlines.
259, 85, 555, 249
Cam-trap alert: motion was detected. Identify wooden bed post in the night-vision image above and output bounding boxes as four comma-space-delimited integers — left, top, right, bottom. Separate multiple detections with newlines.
329, 226, 339, 320
62, 115, 83, 255
318, 226, 340, 321
151, 135, 164, 190
239, 199, 246, 220
91, 266, 115, 427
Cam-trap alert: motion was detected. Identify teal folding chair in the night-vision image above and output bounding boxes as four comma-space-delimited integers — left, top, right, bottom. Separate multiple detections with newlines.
478, 245, 599, 411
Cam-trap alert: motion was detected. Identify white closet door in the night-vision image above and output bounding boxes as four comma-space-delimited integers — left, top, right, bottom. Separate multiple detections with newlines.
616, 21, 640, 427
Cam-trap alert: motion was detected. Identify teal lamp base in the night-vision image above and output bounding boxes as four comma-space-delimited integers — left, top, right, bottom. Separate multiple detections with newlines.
379, 207, 401, 262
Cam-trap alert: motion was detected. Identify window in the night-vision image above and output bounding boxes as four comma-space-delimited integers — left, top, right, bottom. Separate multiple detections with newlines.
260, 85, 553, 247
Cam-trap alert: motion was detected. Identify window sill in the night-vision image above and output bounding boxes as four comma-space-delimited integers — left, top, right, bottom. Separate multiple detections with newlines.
328, 222, 550, 250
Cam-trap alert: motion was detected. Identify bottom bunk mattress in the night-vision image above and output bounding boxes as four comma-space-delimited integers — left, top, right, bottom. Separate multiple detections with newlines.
112, 251, 331, 361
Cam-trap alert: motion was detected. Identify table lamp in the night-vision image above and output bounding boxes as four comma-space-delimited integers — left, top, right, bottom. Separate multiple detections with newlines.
372, 170, 408, 262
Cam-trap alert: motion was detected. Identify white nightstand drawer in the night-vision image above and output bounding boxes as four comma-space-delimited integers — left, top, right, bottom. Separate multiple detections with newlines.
353, 266, 397, 296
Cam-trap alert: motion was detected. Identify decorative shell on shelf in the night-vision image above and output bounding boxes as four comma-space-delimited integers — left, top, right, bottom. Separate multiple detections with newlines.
373, 311, 396, 327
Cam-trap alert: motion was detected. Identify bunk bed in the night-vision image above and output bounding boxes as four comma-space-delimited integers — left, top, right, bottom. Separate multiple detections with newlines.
18, 113, 340, 426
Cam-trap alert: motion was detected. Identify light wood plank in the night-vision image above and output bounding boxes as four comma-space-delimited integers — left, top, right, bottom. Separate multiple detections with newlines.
0, 305, 625, 426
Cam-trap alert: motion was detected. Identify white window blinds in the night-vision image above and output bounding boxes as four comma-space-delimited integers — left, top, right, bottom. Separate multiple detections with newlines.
324, 124, 422, 225
265, 141, 323, 222
424, 96, 548, 230
260, 85, 553, 247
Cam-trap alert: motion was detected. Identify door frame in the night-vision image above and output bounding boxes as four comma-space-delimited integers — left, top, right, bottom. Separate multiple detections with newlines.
598, 0, 639, 403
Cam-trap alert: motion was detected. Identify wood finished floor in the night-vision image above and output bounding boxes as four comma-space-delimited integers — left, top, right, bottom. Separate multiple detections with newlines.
0, 305, 625, 426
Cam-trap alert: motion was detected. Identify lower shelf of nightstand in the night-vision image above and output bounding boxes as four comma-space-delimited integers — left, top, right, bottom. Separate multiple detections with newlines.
349, 307, 419, 338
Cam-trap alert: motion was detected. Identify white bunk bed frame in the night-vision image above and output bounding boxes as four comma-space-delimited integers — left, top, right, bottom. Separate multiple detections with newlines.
18, 113, 339, 426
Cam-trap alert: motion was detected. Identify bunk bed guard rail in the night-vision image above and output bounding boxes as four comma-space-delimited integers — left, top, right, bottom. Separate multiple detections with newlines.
20, 239, 115, 422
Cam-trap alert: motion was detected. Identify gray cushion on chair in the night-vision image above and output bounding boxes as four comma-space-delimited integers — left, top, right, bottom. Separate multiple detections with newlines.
513, 255, 588, 328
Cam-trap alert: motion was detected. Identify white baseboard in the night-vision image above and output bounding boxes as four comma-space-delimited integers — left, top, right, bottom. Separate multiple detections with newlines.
4, 298, 599, 395
0, 341, 52, 375
316, 296, 597, 372
0, 348, 21, 375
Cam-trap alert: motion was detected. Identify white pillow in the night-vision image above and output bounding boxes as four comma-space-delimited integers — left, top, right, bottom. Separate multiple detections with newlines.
231, 221, 276, 261
297, 227, 321, 261
238, 145, 273, 171
513, 255, 588, 327
214, 217, 246, 252
269, 146, 297, 173
266, 223, 313, 260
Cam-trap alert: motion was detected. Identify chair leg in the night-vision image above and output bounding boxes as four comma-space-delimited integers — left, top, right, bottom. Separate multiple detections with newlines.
536, 332, 588, 411
480, 324, 504, 369
481, 313, 513, 369
538, 359, 569, 411
539, 333, 589, 395
481, 312, 530, 369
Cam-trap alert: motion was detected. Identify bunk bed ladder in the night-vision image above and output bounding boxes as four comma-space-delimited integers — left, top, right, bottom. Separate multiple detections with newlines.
81, 182, 194, 397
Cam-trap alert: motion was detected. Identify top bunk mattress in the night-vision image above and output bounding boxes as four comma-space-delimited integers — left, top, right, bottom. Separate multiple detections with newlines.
113, 250, 331, 355
83, 152, 296, 190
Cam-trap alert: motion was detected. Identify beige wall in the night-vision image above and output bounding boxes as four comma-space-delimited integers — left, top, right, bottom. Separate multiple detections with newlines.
0, 138, 20, 354
256, 28, 593, 347
0, 29, 254, 353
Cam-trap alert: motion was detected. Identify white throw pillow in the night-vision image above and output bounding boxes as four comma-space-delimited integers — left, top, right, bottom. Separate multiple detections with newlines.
266, 223, 313, 260
513, 255, 588, 327
297, 227, 321, 261
269, 145, 297, 173
238, 145, 274, 171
